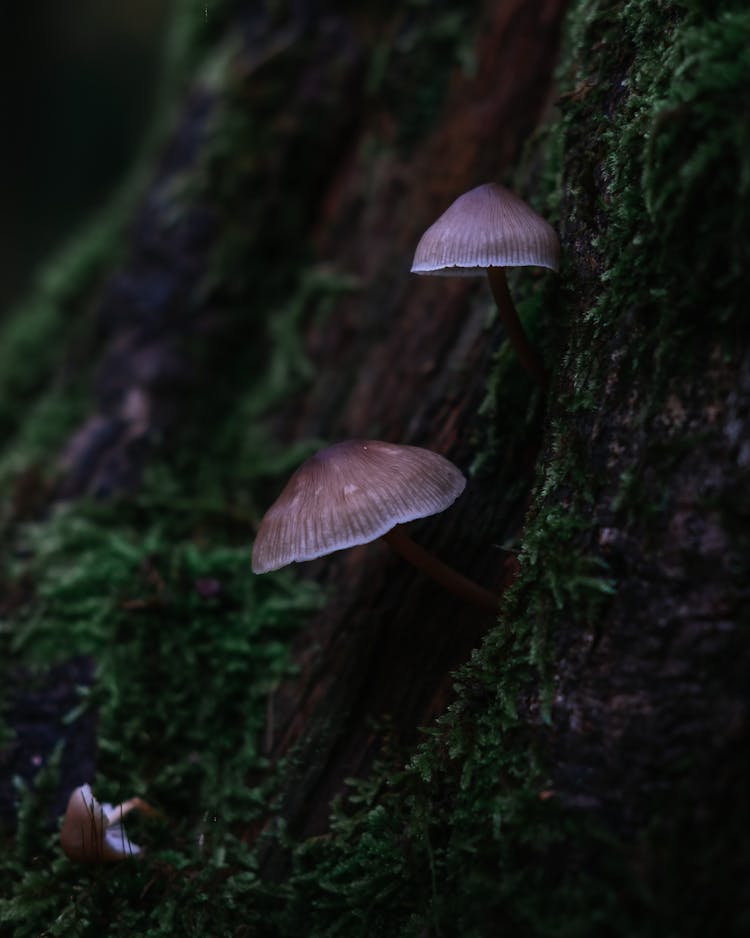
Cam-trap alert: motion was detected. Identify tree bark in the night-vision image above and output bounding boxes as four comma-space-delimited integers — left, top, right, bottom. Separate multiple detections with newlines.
2, 0, 748, 931
52, 0, 567, 842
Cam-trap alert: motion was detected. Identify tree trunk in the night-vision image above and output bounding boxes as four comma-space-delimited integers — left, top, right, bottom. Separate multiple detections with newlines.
1, 0, 748, 934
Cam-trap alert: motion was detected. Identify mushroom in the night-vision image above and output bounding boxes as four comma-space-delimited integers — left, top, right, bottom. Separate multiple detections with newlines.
252, 440, 498, 613
60, 784, 156, 862
411, 182, 559, 388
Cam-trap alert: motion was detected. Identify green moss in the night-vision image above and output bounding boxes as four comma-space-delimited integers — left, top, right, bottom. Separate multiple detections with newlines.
0, 487, 322, 936
0, 224, 113, 459
563, 0, 750, 361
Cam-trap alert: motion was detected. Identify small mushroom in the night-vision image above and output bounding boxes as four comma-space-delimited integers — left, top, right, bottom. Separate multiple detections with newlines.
411, 182, 559, 388
252, 440, 498, 613
60, 784, 156, 862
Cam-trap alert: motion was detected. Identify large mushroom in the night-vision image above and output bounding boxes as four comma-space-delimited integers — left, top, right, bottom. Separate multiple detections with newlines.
411, 182, 559, 388
252, 440, 498, 613
60, 784, 156, 862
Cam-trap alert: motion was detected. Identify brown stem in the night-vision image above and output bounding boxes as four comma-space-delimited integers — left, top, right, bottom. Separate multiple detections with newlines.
104, 797, 159, 824
381, 525, 499, 614
487, 266, 548, 389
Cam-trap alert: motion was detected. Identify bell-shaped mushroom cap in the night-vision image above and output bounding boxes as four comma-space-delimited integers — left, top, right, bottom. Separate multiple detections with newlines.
60, 784, 144, 862
252, 440, 466, 574
411, 183, 559, 276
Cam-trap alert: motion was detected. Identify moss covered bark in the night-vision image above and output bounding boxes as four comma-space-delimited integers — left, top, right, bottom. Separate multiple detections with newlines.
1, 0, 749, 934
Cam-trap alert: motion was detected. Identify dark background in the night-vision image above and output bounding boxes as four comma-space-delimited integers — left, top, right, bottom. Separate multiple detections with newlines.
0, 0, 169, 311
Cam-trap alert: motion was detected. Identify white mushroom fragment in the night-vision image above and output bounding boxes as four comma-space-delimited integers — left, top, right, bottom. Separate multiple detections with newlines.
60, 784, 156, 862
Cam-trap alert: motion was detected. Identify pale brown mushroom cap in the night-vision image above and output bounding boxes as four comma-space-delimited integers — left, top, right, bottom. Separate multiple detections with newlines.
411, 183, 559, 275
251, 440, 466, 574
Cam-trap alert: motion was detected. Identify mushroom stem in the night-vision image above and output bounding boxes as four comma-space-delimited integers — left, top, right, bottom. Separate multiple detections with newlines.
487, 266, 548, 389
381, 525, 499, 614
104, 797, 158, 824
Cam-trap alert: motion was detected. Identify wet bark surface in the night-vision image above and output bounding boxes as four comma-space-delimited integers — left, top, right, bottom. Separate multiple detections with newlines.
253, 0, 567, 843
539, 48, 750, 861
546, 340, 750, 834
58, 8, 365, 497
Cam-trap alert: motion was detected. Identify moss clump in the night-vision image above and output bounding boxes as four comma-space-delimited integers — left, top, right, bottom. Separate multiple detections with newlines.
0, 486, 322, 936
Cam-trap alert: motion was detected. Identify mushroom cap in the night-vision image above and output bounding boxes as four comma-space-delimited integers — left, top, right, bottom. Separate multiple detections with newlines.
60, 784, 143, 862
252, 440, 466, 573
411, 183, 559, 276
